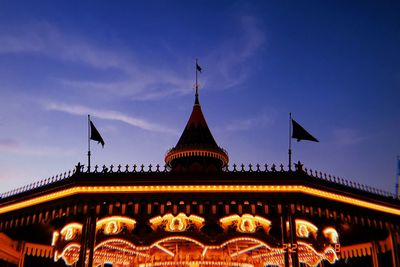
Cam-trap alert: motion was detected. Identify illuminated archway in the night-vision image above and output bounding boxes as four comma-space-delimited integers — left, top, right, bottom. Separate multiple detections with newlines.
53, 215, 339, 267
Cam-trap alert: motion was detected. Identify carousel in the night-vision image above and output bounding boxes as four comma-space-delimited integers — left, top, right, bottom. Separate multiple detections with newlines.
0, 81, 399, 267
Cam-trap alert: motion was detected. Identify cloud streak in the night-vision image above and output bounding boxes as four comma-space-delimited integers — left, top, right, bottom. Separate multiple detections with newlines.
0, 138, 77, 156
0, 22, 192, 100
204, 15, 267, 90
332, 128, 368, 146
218, 111, 275, 132
45, 101, 177, 135
0, 139, 19, 151
0, 22, 132, 71
0, 17, 266, 101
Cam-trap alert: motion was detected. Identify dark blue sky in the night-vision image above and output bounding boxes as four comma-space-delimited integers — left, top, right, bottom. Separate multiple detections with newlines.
0, 1, 399, 193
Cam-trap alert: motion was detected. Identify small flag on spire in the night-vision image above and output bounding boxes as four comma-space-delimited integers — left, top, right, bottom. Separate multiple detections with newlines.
196, 63, 202, 73
89, 119, 105, 147
291, 119, 319, 142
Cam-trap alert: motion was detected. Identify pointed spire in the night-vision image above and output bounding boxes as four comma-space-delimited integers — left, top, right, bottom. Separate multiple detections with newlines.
165, 61, 228, 172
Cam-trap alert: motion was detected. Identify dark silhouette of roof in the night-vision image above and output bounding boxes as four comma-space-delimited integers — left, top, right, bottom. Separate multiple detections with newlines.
175, 95, 218, 148
165, 95, 228, 171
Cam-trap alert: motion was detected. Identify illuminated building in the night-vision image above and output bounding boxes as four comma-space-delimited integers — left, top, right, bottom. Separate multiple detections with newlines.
0, 91, 399, 267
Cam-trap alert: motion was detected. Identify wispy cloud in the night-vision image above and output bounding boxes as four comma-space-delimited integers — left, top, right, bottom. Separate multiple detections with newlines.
45, 101, 177, 134
204, 15, 267, 90
0, 138, 77, 156
0, 22, 132, 71
0, 17, 266, 101
60, 15, 267, 99
0, 22, 192, 100
332, 128, 368, 146
60, 75, 192, 101
218, 112, 274, 132
0, 139, 19, 151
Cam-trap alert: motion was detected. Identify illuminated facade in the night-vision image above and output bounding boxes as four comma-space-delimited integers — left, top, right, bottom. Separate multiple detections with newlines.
0, 93, 399, 267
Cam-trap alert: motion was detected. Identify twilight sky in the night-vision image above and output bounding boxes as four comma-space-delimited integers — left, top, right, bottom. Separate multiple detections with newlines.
0, 1, 399, 194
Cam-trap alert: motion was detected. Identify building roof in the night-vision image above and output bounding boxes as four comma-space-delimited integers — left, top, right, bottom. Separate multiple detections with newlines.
165, 94, 229, 171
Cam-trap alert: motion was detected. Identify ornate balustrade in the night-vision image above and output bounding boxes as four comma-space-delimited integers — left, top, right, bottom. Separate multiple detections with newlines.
0, 162, 397, 201
0, 169, 75, 199
301, 166, 397, 199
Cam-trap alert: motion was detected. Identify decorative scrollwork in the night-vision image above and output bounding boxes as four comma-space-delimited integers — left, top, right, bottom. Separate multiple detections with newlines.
96, 216, 136, 235
323, 227, 339, 244
59, 223, 82, 242
286, 219, 318, 239
219, 214, 271, 234
149, 213, 205, 232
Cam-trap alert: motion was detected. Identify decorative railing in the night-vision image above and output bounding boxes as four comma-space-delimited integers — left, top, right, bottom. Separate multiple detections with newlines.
0, 169, 75, 199
0, 163, 397, 201
87, 164, 169, 173
301, 166, 398, 199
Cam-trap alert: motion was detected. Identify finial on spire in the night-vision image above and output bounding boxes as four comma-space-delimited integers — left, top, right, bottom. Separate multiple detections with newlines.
195, 59, 202, 101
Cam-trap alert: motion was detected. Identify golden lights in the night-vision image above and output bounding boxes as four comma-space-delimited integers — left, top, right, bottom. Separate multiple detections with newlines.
220, 214, 271, 233
138, 261, 253, 267
286, 219, 318, 239
252, 241, 338, 267
51, 231, 59, 246
296, 241, 338, 267
54, 242, 80, 266
52, 216, 340, 266
150, 213, 204, 232
1, 185, 399, 216
94, 239, 149, 257
54, 217, 136, 247
59, 223, 82, 241
165, 149, 229, 168
96, 216, 136, 235
323, 227, 339, 244
54, 234, 339, 267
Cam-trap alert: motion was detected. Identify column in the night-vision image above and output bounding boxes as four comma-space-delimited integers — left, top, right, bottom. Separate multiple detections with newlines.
17, 242, 25, 267
87, 213, 97, 267
371, 241, 379, 267
281, 214, 290, 267
77, 212, 97, 267
390, 227, 399, 267
289, 215, 299, 267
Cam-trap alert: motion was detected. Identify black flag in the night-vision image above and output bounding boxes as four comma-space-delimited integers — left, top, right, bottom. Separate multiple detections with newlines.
291, 119, 319, 142
196, 63, 202, 73
90, 120, 105, 147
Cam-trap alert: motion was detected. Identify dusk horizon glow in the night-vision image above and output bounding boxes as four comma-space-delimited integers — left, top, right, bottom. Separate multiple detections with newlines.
0, 1, 399, 194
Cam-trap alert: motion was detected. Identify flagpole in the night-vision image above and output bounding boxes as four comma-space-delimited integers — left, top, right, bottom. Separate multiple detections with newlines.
195, 58, 199, 97
88, 114, 91, 172
397, 155, 400, 199
289, 112, 292, 171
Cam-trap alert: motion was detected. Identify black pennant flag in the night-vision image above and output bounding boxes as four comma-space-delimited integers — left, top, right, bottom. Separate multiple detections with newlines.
90, 120, 105, 147
196, 63, 202, 73
291, 119, 319, 142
